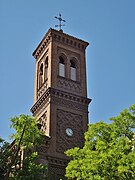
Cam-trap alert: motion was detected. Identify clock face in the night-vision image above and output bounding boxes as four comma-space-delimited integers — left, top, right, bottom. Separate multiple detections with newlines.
66, 128, 73, 137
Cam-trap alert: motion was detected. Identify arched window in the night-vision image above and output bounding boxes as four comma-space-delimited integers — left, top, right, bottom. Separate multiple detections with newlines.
70, 60, 76, 81
59, 56, 65, 77
39, 63, 44, 88
45, 57, 48, 80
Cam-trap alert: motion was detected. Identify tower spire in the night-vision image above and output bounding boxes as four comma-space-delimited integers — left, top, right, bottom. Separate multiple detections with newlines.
55, 13, 66, 32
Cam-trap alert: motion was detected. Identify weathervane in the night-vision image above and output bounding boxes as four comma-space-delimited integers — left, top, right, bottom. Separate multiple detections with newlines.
55, 13, 66, 31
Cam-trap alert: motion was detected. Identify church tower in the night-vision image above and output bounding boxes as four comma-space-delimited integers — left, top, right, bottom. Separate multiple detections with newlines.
31, 27, 91, 179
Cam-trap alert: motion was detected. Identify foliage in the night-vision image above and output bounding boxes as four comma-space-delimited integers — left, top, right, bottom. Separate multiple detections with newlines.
0, 114, 47, 179
65, 105, 135, 180
11, 152, 47, 180
0, 137, 11, 179
9, 114, 44, 148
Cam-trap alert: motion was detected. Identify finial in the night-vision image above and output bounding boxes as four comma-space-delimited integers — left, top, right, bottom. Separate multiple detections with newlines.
55, 13, 66, 32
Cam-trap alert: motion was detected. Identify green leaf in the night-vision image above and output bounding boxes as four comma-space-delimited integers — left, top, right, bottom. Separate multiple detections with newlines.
65, 104, 135, 179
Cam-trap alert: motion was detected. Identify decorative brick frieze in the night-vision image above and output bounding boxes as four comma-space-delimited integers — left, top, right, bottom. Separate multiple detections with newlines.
33, 31, 52, 60
38, 112, 47, 134
36, 136, 51, 155
52, 29, 89, 52
31, 87, 91, 115
51, 96, 87, 113
48, 163, 67, 180
47, 156, 68, 167
37, 80, 48, 99
31, 88, 51, 116
56, 109, 84, 153
50, 87, 91, 106
33, 28, 89, 60
57, 76, 82, 93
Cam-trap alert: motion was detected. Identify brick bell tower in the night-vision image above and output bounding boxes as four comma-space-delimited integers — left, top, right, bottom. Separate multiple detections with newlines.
30, 26, 91, 179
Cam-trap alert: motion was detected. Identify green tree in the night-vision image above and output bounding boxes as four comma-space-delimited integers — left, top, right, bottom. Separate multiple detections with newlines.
1, 114, 46, 179
0, 137, 12, 179
11, 152, 47, 180
65, 105, 135, 180
9, 114, 43, 148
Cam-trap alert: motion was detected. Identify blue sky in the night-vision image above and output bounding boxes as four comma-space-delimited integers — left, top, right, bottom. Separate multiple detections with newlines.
0, 0, 135, 141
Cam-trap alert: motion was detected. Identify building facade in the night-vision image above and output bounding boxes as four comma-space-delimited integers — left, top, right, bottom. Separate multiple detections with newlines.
31, 28, 91, 179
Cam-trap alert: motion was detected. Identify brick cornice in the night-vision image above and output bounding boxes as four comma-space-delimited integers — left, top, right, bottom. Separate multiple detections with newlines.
50, 87, 91, 106
30, 87, 91, 115
32, 28, 89, 60
30, 88, 51, 116
32, 29, 52, 60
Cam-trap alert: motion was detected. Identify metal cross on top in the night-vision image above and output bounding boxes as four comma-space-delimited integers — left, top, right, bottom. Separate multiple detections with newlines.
55, 13, 66, 31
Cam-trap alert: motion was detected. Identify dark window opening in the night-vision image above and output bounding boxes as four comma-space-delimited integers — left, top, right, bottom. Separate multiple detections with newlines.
59, 56, 65, 77
45, 57, 48, 80
39, 63, 44, 88
40, 63, 43, 75
70, 60, 76, 68
70, 60, 76, 81
59, 56, 64, 64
